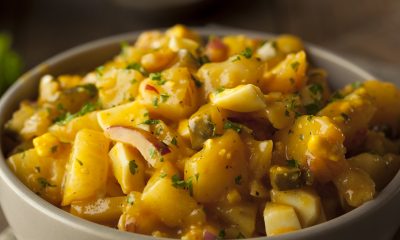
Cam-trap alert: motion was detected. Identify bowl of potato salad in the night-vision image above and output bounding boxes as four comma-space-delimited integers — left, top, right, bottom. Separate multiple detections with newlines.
0, 25, 400, 240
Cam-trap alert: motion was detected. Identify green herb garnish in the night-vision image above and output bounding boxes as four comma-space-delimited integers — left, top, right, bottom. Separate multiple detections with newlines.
129, 160, 138, 175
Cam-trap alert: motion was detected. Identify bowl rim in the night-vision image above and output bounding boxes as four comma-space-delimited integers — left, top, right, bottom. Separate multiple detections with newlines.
1, 27, 399, 240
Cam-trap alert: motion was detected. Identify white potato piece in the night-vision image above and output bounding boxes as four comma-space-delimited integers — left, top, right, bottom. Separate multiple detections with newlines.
62, 129, 110, 206
270, 188, 321, 227
210, 84, 266, 112
109, 143, 146, 194
264, 202, 302, 236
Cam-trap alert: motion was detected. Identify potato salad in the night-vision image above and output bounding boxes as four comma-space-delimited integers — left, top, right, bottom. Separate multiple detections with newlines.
4, 25, 400, 239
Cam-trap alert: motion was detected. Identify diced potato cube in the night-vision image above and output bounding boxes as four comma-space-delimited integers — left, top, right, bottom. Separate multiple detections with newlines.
4, 101, 36, 134
275, 34, 304, 54
363, 80, 400, 132
96, 68, 144, 108
166, 24, 201, 43
222, 35, 260, 56
185, 130, 248, 203
246, 138, 273, 180
262, 93, 302, 129
275, 116, 347, 183
168, 36, 199, 56
210, 84, 266, 112
271, 188, 322, 227
141, 165, 200, 227
333, 167, 375, 207
138, 67, 199, 121
197, 54, 263, 98
70, 196, 126, 224
62, 129, 110, 206
177, 119, 190, 141
20, 109, 52, 140
97, 101, 150, 131
263, 202, 302, 236
318, 87, 376, 149
33, 132, 61, 157
261, 51, 307, 94
7, 146, 69, 205
141, 48, 176, 72
49, 111, 101, 143
109, 143, 146, 194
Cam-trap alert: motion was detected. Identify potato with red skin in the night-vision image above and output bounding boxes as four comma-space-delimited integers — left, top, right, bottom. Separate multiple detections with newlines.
205, 37, 229, 62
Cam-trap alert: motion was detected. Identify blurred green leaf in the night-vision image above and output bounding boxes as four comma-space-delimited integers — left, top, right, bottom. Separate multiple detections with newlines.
0, 32, 23, 96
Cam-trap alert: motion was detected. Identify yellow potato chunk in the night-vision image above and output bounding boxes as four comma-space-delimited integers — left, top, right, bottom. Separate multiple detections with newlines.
261, 51, 307, 94
271, 188, 322, 227
96, 68, 144, 108
4, 101, 36, 134
141, 165, 200, 227
109, 143, 146, 194
70, 196, 126, 224
49, 111, 101, 143
97, 101, 150, 131
210, 84, 266, 112
275, 34, 304, 54
185, 130, 248, 203
197, 54, 263, 98
363, 80, 400, 132
263, 202, 302, 236
263, 93, 302, 129
318, 87, 376, 149
141, 48, 176, 73
20, 109, 52, 140
62, 129, 110, 206
222, 35, 260, 56
138, 67, 199, 121
275, 116, 347, 183
7, 146, 70, 205
33, 132, 61, 157
166, 24, 201, 43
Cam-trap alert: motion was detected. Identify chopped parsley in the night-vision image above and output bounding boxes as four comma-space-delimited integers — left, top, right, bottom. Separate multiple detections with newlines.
351, 81, 363, 89
126, 62, 147, 76
160, 172, 168, 178
224, 120, 242, 133
291, 62, 300, 72
142, 119, 160, 125
216, 87, 225, 93
56, 103, 65, 111
197, 55, 210, 65
149, 148, 157, 159
152, 97, 159, 108
96, 66, 104, 76
218, 229, 226, 239
160, 93, 170, 102
309, 83, 323, 95
171, 137, 178, 146
234, 175, 242, 185
171, 174, 193, 196
129, 160, 138, 175
150, 72, 162, 80
55, 102, 97, 125
287, 159, 299, 168
37, 177, 55, 189
330, 92, 344, 102
240, 47, 253, 59
126, 194, 135, 205
231, 55, 241, 62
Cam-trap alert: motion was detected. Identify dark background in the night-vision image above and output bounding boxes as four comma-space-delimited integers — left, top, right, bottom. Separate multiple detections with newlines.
1, 0, 399, 82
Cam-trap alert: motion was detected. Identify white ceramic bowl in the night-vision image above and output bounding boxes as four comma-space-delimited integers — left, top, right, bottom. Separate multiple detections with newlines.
0, 28, 399, 240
